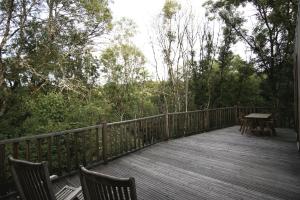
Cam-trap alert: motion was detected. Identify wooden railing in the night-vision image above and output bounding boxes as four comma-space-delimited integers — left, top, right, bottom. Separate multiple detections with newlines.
0, 106, 284, 197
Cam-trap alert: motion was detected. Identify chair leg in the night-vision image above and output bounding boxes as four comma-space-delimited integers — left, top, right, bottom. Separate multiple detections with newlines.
242, 120, 248, 135
240, 120, 244, 133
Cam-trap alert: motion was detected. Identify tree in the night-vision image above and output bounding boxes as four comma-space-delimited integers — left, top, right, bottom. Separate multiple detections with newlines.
0, 0, 112, 138
101, 18, 148, 120
205, 0, 298, 114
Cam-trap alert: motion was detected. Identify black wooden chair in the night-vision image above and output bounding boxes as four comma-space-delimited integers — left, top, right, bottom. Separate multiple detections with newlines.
79, 166, 137, 200
8, 156, 82, 200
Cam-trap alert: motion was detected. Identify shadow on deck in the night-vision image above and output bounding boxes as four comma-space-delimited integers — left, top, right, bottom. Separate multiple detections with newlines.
53, 126, 300, 200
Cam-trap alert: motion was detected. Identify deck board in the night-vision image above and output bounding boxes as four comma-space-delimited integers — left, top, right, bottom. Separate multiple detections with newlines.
54, 126, 300, 200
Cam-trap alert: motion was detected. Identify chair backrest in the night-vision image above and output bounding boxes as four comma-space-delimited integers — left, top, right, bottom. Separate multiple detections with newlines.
8, 156, 56, 200
79, 166, 137, 200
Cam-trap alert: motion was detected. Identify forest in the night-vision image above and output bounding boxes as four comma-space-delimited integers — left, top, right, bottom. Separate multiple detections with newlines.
0, 0, 298, 139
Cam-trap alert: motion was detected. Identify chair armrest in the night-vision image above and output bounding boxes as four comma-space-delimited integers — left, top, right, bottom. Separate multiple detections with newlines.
55, 186, 82, 200
50, 175, 59, 182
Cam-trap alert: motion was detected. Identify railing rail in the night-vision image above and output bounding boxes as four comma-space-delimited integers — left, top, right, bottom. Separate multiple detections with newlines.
0, 105, 291, 197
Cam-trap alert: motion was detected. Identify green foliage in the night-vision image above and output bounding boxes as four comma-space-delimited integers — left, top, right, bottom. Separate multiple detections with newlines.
204, 0, 297, 121
191, 55, 263, 109
163, 0, 181, 19
22, 92, 68, 134
0, 0, 296, 140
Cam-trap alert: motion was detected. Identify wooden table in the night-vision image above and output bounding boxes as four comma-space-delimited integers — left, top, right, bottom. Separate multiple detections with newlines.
242, 113, 274, 135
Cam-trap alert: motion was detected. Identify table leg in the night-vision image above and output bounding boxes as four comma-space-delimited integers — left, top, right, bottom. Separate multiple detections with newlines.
259, 120, 265, 136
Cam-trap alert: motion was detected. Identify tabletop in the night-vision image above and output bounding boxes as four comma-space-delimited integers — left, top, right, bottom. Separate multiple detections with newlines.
245, 113, 272, 119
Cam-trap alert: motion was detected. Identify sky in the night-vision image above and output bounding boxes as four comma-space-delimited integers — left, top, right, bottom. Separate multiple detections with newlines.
108, 0, 254, 79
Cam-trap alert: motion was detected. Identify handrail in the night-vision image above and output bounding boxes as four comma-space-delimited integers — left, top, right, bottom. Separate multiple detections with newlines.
107, 114, 165, 126
168, 106, 236, 115
0, 125, 101, 145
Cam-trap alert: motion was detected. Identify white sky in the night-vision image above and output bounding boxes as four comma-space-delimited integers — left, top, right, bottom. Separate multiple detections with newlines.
109, 0, 254, 79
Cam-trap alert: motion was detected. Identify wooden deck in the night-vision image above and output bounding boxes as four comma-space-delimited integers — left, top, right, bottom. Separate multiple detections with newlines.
53, 126, 300, 200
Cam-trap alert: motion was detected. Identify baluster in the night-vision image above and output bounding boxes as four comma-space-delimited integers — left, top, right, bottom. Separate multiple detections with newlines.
177, 114, 180, 136
66, 134, 71, 171
102, 122, 108, 163
141, 120, 144, 146
13, 142, 19, 159
47, 137, 52, 171
172, 114, 175, 138
96, 126, 100, 161
220, 109, 223, 128
225, 108, 228, 126
141, 120, 144, 147
188, 113, 190, 134
199, 111, 202, 131
203, 110, 206, 130
184, 113, 187, 136
74, 133, 79, 168
134, 121, 137, 149
82, 131, 87, 166
37, 139, 41, 162
25, 140, 30, 160
119, 125, 123, 154
117, 125, 121, 155
217, 109, 219, 128
151, 119, 155, 142
0, 144, 5, 181
124, 124, 131, 152
148, 119, 151, 144
159, 116, 162, 140
143, 120, 147, 147
219, 109, 221, 128
111, 126, 115, 156
149, 119, 152, 144
138, 121, 142, 148
165, 113, 169, 140
154, 118, 157, 142
159, 117, 162, 141
56, 136, 62, 175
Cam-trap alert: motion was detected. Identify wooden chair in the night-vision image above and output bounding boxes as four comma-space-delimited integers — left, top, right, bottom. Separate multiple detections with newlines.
264, 118, 276, 136
238, 112, 246, 134
79, 166, 137, 200
8, 156, 82, 200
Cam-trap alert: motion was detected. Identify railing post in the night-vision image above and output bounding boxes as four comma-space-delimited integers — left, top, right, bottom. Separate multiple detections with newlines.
0, 144, 5, 181
165, 112, 169, 140
184, 112, 187, 136
102, 121, 108, 164
95, 125, 100, 161
205, 109, 210, 130
234, 105, 238, 125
